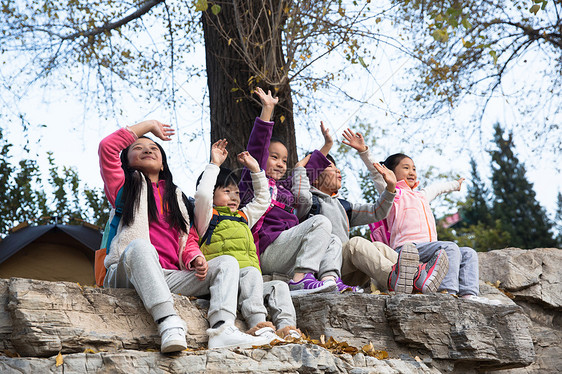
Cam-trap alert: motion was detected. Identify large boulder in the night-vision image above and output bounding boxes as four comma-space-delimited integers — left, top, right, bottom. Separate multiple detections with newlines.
479, 248, 562, 374
0, 247, 559, 373
292, 293, 533, 373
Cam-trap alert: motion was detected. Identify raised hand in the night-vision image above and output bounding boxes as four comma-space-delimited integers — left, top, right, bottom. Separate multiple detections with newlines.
237, 151, 260, 173
190, 256, 208, 281
211, 139, 228, 166
319, 121, 333, 156
295, 153, 312, 168
373, 163, 397, 193
255, 87, 279, 107
130, 119, 175, 141
342, 128, 367, 152
255, 87, 279, 122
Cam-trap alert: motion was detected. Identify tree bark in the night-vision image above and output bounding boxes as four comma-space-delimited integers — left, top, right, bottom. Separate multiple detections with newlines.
202, 1, 297, 170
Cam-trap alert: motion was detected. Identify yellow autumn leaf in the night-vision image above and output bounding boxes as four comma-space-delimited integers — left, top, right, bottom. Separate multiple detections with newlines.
55, 352, 63, 367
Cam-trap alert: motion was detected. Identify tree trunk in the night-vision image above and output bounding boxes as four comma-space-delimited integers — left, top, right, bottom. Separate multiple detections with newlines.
202, 1, 297, 170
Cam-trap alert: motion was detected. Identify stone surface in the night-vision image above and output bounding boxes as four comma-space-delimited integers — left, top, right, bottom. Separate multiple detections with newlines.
4, 277, 208, 357
0, 247, 559, 373
479, 247, 562, 308
479, 248, 562, 374
293, 292, 534, 372
0, 345, 440, 373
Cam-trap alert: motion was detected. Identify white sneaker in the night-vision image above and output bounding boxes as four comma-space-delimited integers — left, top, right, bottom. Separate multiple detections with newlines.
158, 315, 188, 353
461, 294, 502, 306
254, 326, 284, 344
207, 321, 266, 349
286, 329, 302, 340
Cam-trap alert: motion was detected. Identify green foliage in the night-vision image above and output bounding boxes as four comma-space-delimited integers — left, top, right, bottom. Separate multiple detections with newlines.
555, 192, 562, 246
437, 220, 511, 252
0, 129, 109, 237
489, 123, 557, 248
389, 0, 561, 155
459, 157, 492, 227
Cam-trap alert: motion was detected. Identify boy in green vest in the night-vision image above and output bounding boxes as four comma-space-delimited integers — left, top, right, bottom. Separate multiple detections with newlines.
195, 139, 301, 343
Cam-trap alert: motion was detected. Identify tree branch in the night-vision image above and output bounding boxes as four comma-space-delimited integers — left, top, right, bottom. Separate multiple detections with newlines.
61, 0, 164, 41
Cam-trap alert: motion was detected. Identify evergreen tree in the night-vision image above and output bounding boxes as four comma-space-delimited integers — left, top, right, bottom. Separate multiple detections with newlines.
0, 129, 109, 237
460, 157, 492, 227
490, 124, 556, 248
555, 192, 562, 247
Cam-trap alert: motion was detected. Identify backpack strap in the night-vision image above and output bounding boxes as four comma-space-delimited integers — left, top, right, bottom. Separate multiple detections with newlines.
337, 198, 353, 223
96, 187, 124, 287
104, 187, 124, 254
199, 208, 249, 245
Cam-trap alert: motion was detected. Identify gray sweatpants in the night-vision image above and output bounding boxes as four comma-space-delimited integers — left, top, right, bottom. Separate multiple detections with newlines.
238, 266, 268, 328
398, 241, 479, 296
104, 238, 240, 326
263, 280, 296, 329
260, 215, 342, 279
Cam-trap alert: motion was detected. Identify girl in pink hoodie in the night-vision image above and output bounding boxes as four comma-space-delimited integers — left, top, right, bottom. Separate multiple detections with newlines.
371, 153, 500, 305
98, 120, 268, 352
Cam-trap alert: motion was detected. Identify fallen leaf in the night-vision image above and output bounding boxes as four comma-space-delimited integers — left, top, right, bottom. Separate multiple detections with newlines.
55, 352, 63, 367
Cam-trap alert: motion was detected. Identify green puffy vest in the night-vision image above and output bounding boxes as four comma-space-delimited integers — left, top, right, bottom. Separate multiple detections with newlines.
199, 206, 260, 271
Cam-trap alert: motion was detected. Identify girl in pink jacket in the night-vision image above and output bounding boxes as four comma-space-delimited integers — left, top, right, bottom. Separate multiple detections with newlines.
371, 153, 500, 305
98, 120, 268, 352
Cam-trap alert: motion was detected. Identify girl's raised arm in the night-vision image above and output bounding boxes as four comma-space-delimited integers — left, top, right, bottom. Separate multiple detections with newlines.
128, 120, 175, 141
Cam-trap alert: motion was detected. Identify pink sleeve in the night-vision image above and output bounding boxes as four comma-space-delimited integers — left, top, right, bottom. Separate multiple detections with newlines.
182, 226, 204, 270
98, 128, 137, 207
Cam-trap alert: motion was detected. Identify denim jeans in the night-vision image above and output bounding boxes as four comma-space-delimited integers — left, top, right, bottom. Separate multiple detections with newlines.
398, 241, 479, 295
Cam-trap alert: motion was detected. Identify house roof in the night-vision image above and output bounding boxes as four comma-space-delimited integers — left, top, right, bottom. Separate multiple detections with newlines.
0, 224, 102, 264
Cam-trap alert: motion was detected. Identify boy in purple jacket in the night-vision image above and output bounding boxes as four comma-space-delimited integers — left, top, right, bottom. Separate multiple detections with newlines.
239, 88, 359, 295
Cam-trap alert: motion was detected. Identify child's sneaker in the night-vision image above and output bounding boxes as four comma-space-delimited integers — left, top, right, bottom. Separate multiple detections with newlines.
277, 325, 302, 340
207, 321, 267, 349
254, 326, 284, 344
288, 273, 337, 296
461, 294, 502, 306
387, 242, 419, 293
334, 278, 364, 293
158, 315, 188, 353
413, 249, 449, 293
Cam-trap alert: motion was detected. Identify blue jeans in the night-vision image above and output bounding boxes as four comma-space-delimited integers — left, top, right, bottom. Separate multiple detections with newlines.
397, 241, 479, 296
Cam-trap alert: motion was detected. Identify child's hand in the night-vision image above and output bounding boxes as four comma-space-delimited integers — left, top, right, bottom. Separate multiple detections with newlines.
190, 256, 208, 281
319, 121, 333, 156
295, 154, 312, 168
211, 139, 228, 166
255, 87, 279, 108
255, 87, 278, 122
131, 120, 175, 141
374, 163, 397, 193
237, 151, 260, 172
457, 178, 465, 191
342, 128, 367, 152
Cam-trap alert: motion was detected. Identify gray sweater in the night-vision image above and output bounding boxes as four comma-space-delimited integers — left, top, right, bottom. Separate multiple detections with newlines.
308, 150, 395, 244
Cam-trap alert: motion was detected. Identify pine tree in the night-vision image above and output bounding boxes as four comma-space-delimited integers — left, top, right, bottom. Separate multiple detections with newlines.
555, 191, 562, 247
461, 157, 492, 227
490, 124, 557, 248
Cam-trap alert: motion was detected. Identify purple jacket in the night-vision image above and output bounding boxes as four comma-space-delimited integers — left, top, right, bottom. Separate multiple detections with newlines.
239, 117, 330, 255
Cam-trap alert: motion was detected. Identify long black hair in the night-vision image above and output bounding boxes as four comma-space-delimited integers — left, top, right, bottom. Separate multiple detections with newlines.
119, 136, 192, 232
